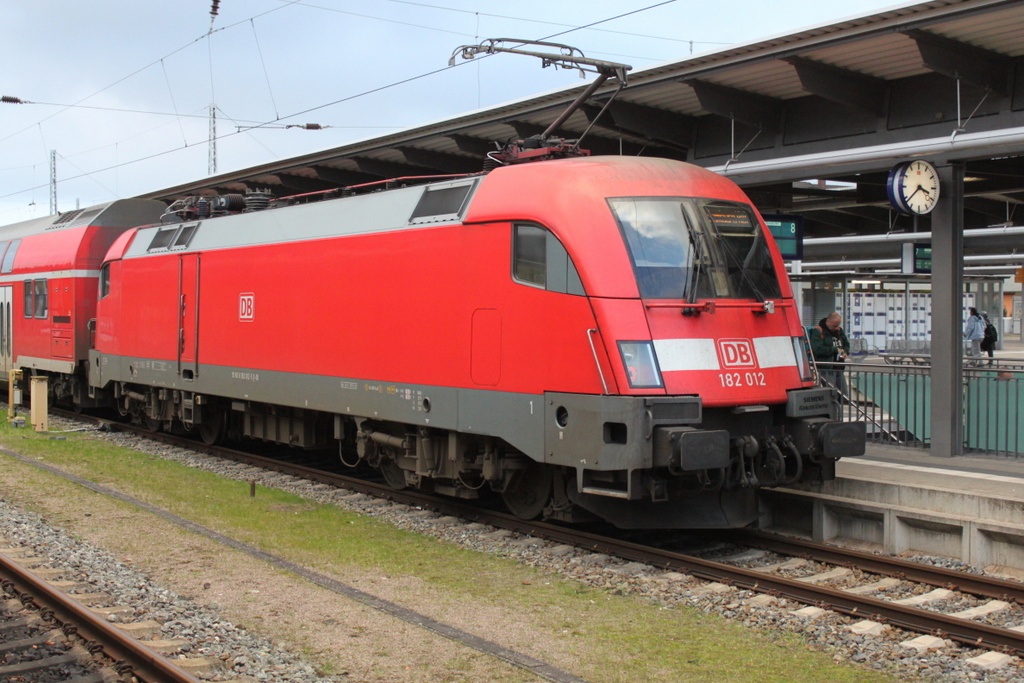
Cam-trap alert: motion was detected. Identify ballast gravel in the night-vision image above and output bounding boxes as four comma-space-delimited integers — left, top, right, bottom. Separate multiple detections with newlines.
0, 500, 330, 683
9, 415, 1024, 683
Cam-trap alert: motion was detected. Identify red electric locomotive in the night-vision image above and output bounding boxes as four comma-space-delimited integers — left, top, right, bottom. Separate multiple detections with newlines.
77, 154, 862, 528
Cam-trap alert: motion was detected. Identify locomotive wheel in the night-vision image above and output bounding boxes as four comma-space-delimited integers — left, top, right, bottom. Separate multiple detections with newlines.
143, 415, 162, 433
199, 412, 225, 445
501, 462, 552, 520
379, 458, 407, 490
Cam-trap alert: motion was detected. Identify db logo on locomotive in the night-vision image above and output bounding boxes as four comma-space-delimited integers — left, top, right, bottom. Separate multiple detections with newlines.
718, 339, 756, 368
239, 293, 255, 322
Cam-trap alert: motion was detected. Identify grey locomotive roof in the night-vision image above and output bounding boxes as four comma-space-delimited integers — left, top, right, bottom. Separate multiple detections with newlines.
124, 178, 480, 258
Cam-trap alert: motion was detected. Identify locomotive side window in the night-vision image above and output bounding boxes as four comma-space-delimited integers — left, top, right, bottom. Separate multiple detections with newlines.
23, 281, 32, 318
513, 225, 547, 287
0, 242, 9, 267
511, 224, 585, 296
609, 197, 781, 301
2, 239, 21, 274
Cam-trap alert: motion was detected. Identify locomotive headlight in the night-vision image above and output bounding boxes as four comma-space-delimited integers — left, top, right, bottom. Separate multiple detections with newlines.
618, 341, 664, 389
792, 337, 814, 382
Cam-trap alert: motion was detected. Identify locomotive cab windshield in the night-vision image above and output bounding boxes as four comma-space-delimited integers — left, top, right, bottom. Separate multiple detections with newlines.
609, 197, 781, 302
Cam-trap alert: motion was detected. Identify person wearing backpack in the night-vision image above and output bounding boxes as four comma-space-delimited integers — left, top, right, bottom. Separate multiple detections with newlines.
980, 311, 998, 366
963, 307, 985, 366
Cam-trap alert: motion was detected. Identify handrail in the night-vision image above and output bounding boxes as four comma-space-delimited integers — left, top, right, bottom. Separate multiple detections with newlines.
818, 361, 903, 445
586, 328, 609, 395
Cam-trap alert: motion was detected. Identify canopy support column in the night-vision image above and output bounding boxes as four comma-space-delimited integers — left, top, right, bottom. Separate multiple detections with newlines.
929, 161, 965, 457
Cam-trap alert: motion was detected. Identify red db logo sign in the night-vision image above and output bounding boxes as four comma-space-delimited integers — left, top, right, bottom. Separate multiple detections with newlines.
239, 293, 255, 322
718, 339, 755, 368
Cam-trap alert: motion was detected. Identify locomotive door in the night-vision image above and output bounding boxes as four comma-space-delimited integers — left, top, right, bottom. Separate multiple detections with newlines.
178, 254, 200, 378
0, 286, 10, 380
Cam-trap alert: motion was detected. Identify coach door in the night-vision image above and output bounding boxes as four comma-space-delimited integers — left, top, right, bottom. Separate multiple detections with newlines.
0, 286, 10, 379
178, 254, 200, 379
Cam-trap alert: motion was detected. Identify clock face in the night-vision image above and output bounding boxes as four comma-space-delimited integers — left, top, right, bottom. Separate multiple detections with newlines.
888, 160, 940, 215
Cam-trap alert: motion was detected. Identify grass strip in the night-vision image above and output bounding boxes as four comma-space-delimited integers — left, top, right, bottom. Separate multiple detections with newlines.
0, 417, 900, 683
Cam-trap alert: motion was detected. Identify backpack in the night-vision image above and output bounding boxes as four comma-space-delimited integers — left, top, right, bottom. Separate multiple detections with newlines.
984, 321, 998, 344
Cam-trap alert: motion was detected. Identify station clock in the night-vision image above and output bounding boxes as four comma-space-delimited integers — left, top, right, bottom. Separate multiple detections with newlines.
886, 160, 940, 215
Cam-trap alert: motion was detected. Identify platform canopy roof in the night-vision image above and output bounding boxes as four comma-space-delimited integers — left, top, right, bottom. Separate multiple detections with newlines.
140, 0, 1024, 272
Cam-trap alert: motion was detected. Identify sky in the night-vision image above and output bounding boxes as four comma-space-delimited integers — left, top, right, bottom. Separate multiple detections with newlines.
1, 0, 910, 225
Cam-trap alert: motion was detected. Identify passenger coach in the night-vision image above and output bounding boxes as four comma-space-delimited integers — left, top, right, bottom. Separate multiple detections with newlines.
0, 199, 167, 402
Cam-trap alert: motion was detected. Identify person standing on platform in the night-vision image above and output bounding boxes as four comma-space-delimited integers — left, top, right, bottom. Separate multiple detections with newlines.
963, 307, 985, 365
810, 312, 850, 400
979, 311, 998, 366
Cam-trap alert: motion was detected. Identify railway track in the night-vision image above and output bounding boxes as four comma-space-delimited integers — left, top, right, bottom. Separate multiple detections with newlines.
43, 409, 1024, 664
0, 541, 205, 683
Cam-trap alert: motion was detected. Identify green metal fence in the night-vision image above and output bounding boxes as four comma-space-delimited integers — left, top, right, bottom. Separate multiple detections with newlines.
822, 362, 1024, 456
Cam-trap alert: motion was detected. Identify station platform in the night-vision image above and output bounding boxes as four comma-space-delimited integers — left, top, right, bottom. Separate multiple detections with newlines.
855, 331, 1024, 366
764, 445, 1024, 575
763, 333, 1024, 574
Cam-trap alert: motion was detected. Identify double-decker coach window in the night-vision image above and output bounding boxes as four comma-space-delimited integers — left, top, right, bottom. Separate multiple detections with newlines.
512, 224, 585, 295
609, 197, 781, 301
34, 279, 48, 318
23, 278, 47, 319
2, 238, 21, 274
99, 264, 111, 299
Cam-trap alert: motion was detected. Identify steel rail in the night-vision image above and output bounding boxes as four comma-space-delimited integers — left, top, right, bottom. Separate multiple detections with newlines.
56, 412, 1024, 654
0, 550, 203, 683
743, 530, 1024, 604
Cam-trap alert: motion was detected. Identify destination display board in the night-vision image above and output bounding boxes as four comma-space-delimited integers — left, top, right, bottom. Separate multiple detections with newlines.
901, 242, 932, 274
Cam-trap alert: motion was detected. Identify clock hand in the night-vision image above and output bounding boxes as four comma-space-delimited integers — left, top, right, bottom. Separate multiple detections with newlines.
905, 186, 922, 201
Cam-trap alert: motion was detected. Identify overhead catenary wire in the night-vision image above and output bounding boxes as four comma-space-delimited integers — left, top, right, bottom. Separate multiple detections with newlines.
160, 59, 189, 148
276, 0, 667, 62
250, 19, 280, 121
10, 1, 675, 147
0, 1, 303, 148
3, 98, 398, 126
215, 104, 281, 159
258, 0, 681, 131
0, 97, 398, 177
2, 0, 689, 157
290, 0, 731, 48
55, 151, 118, 199
1, 0, 682, 203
